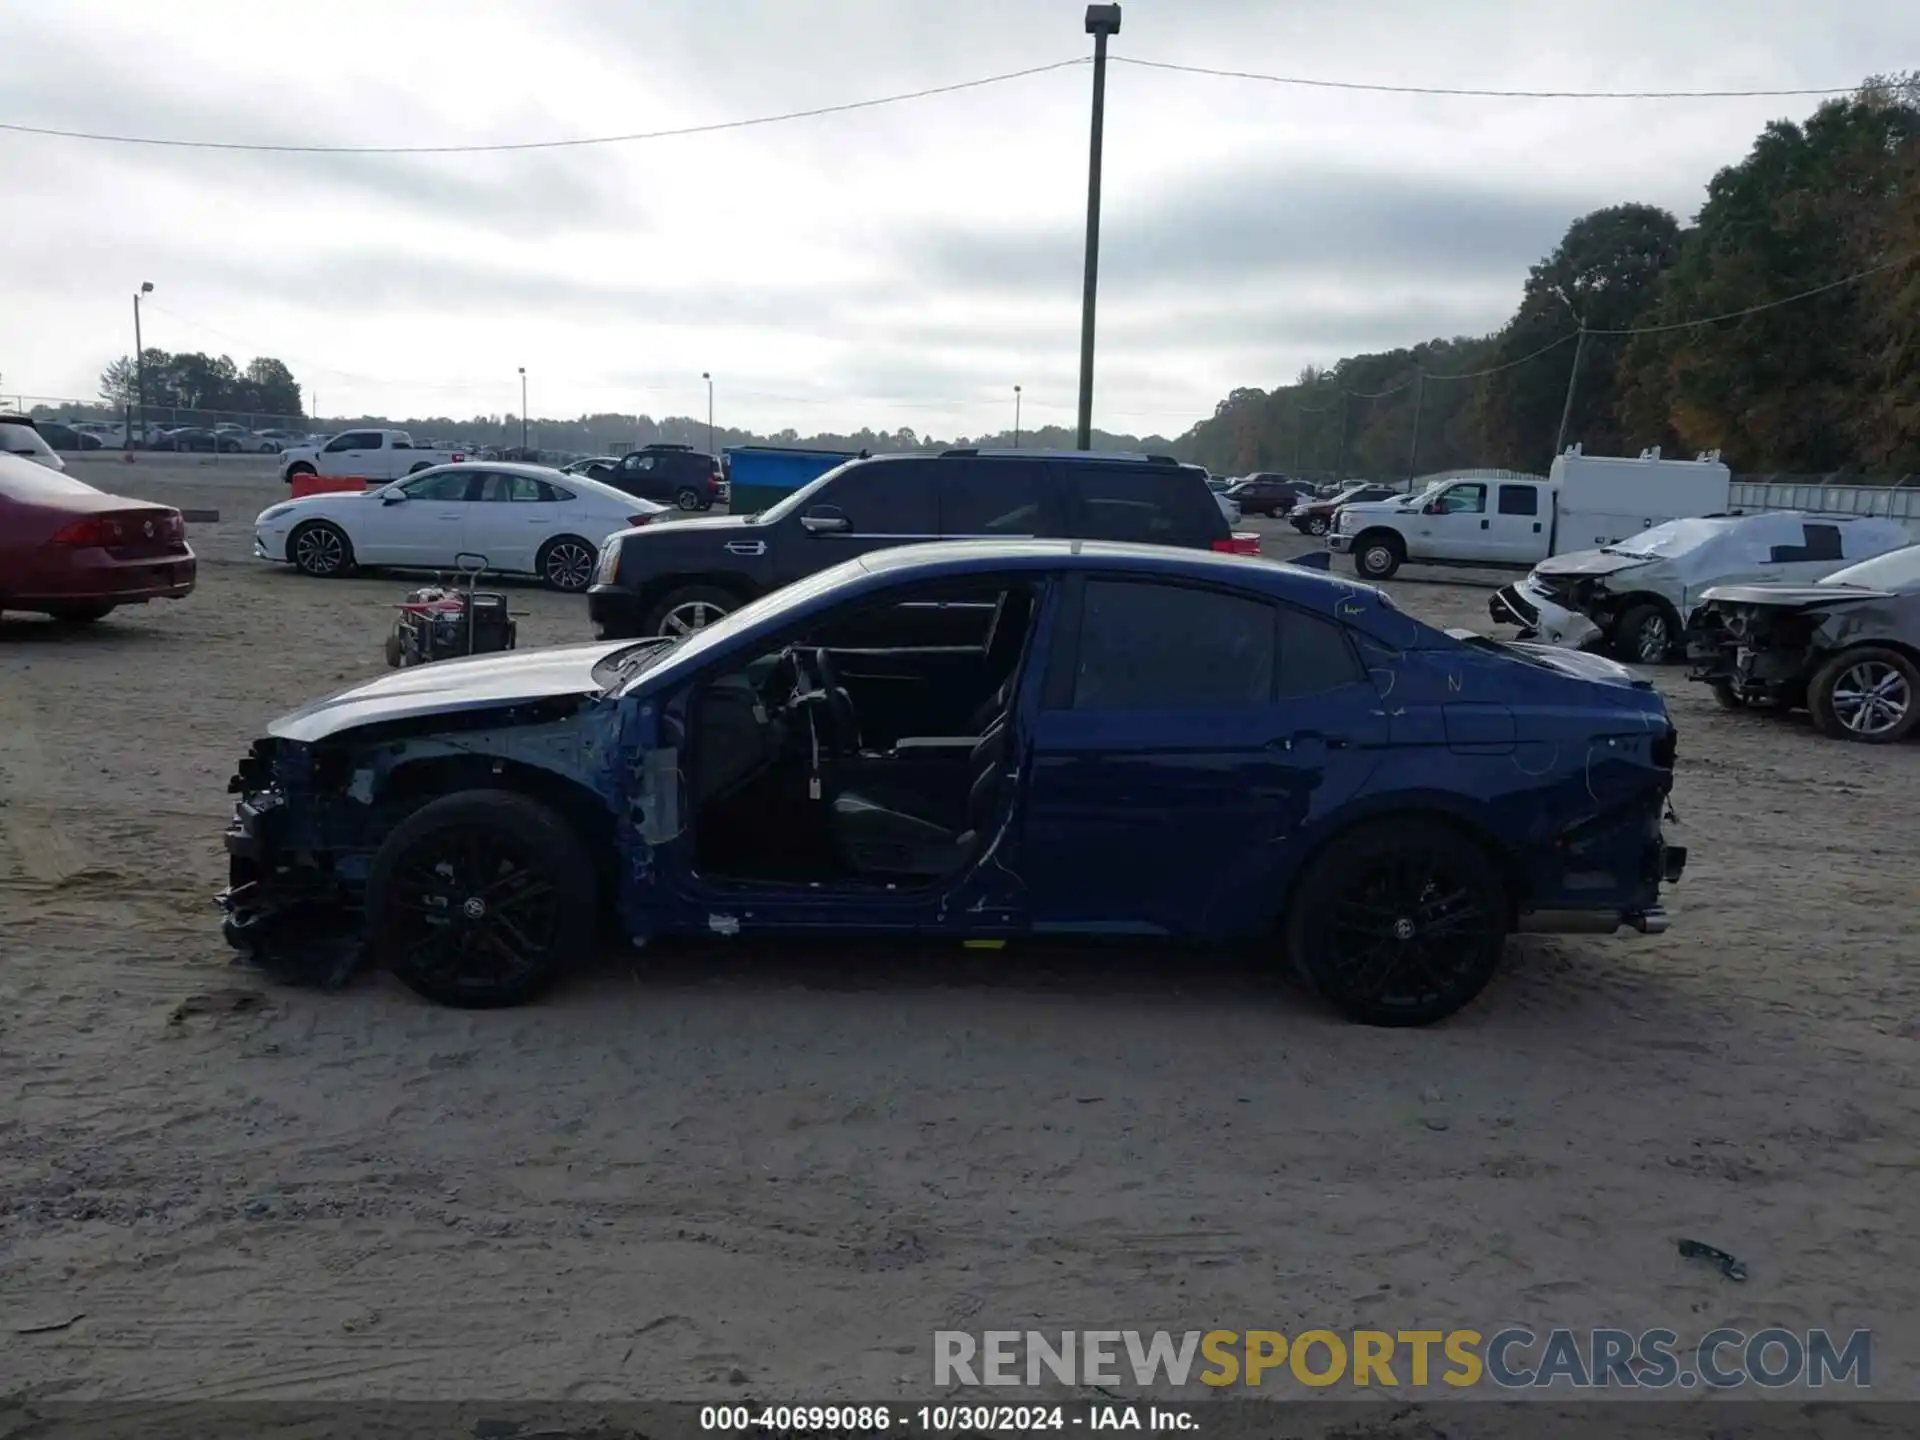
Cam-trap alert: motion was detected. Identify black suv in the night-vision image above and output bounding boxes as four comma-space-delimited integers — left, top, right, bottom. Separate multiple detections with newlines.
587, 448, 1237, 638
580, 443, 724, 512
1225, 473, 1314, 516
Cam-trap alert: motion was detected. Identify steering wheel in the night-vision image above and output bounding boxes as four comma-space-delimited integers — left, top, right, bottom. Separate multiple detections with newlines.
798, 647, 861, 754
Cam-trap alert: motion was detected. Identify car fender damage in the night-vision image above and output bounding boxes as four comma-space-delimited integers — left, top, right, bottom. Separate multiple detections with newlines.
218, 698, 627, 986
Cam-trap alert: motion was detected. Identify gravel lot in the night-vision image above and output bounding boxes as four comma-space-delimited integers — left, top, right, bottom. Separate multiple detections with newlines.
3, 455, 1917, 1408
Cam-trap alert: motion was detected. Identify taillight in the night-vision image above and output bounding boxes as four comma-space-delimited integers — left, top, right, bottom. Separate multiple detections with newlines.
1212, 535, 1261, 555
627, 514, 654, 527
51, 517, 120, 546
163, 511, 186, 540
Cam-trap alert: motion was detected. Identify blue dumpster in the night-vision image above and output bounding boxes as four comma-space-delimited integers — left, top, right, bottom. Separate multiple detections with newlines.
723, 445, 858, 515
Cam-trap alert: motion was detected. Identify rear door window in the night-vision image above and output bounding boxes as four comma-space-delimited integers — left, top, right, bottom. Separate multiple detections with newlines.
938, 460, 1048, 537
1497, 484, 1539, 516
1068, 580, 1275, 710
1064, 466, 1222, 546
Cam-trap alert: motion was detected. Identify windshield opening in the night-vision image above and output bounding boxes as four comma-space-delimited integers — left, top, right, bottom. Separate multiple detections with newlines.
1819, 544, 1920, 590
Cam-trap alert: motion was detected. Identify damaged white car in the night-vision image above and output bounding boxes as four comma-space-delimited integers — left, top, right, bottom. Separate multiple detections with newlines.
1488, 512, 1913, 663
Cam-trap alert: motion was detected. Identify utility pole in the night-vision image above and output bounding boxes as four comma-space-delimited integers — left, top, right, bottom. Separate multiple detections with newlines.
702, 371, 714, 453
517, 366, 528, 453
1075, 4, 1121, 450
1333, 391, 1351, 480
1550, 284, 1587, 463
1292, 407, 1306, 472
1406, 369, 1426, 481
1013, 384, 1022, 446
133, 281, 153, 447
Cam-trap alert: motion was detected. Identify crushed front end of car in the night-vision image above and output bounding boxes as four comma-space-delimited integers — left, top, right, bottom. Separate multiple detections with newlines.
215, 676, 636, 989
218, 736, 373, 986
1684, 589, 1847, 706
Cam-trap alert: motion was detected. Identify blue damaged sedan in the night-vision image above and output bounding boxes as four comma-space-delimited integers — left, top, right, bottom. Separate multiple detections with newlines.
217, 540, 1686, 1026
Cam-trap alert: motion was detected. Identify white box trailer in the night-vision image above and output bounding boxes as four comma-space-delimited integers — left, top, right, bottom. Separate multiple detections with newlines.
1549, 447, 1733, 552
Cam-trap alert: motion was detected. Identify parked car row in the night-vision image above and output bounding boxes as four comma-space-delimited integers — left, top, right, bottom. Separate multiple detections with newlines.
30, 419, 309, 453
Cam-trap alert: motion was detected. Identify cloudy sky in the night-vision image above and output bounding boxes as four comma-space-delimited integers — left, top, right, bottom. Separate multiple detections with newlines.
1, 0, 1911, 438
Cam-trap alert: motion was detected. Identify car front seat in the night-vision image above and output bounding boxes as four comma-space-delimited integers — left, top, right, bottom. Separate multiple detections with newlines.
830, 723, 1009, 878
967, 589, 1034, 735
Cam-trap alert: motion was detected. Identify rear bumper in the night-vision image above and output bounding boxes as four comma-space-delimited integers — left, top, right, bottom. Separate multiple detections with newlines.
1516, 843, 1686, 935
10, 548, 196, 604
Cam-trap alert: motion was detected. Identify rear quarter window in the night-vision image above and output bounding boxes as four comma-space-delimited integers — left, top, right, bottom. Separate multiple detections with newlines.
1066, 466, 1224, 545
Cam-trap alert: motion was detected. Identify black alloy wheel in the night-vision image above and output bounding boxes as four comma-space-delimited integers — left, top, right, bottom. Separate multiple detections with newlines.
1288, 820, 1507, 1027
366, 790, 595, 1007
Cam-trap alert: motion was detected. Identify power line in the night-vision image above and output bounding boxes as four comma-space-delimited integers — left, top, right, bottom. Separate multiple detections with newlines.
0, 51, 1874, 155
1275, 253, 1911, 405
1111, 56, 1867, 100
1586, 253, 1914, 334
0, 59, 1089, 154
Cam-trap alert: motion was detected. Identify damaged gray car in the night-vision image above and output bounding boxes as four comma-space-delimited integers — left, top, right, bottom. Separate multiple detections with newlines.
1490, 513, 1911, 663
1685, 543, 1920, 742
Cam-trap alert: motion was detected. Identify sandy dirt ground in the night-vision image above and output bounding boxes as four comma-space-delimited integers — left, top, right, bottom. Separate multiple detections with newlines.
3, 456, 1917, 1413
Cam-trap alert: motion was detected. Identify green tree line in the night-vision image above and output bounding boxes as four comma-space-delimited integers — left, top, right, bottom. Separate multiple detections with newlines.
98, 349, 305, 420
1178, 75, 1920, 479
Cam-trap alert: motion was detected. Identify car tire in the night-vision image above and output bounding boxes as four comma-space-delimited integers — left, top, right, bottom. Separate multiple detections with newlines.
1353, 533, 1404, 581
643, 583, 739, 637
674, 486, 702, 511
289, 520, 354, 578
1306, 516, 1331, 536
365, 789, 595, 1009
285, 462, 317, 480
1286, 819, 1509, 1027
1612, 603, 1676, 664
45, 602, 116, 624
537, 535, 598, 593
1807, 646, 1920, 744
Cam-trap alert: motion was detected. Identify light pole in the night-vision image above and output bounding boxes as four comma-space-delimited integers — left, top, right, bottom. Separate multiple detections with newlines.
702, 371, 713, 453
1075, 3, 1121, 451
1013, 384, 1022, 446
133, 281, 153, 446
517, 366, 528, 453
1550, 283, 1588, 463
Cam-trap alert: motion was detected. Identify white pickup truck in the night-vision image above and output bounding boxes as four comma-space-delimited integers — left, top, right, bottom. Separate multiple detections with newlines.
1327, 448, 1732, 581
279, 428, 466, 485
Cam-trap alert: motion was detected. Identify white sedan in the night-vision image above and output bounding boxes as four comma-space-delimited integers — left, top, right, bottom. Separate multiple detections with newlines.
252, 462, 665, 592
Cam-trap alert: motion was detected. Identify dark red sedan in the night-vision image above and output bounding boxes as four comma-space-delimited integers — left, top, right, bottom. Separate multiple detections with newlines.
0, 454, 197, 623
